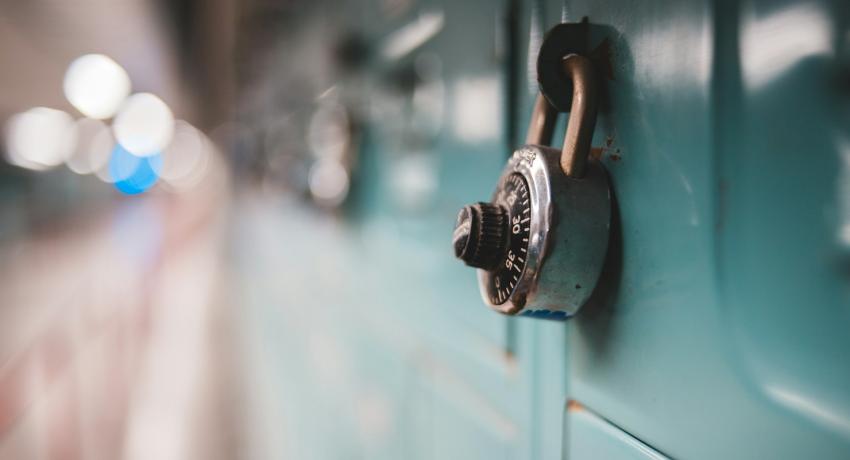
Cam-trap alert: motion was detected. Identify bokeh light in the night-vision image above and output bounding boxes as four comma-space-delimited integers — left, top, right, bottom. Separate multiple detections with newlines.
108, 143, 162, 195
160, 121, 205, 183
307, 102, 350, 160
112, 93, 175, 157
63, 54, 132, 119
308, 158, 349, 207
66, 118, 114, 174
4, 107, 77, 170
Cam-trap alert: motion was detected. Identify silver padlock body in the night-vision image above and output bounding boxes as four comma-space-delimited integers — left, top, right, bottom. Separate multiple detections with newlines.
477, 145, 611, 318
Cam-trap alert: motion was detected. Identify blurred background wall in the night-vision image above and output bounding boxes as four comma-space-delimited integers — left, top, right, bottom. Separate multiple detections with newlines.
0, 1, 848, 459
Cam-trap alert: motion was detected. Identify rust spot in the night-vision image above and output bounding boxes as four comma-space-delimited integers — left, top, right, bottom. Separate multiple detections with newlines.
590, 147, 605, 159
605, 136, 614, 148
609, 154, 621, 162
567, 400, 584, 412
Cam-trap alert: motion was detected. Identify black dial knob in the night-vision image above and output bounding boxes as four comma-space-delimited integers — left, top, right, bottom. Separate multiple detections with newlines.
455, 174, 532, 305
453, 202, 508, 270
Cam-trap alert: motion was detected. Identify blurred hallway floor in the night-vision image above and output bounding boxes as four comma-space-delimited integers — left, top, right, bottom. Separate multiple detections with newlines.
0, 163, 238, 460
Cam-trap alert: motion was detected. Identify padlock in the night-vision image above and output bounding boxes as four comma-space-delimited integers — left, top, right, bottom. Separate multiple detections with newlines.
452, 54, 611, 319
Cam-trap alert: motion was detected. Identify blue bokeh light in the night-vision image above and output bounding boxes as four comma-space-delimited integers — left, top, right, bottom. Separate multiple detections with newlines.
108, 144, 162, 195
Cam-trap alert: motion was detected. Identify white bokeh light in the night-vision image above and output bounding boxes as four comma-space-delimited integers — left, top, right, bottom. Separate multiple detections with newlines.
113, 93, 175, 157
307, 103, 350, 160
308, 159, 349, 206
4, 107, 77, 170
160, 120, 209, 190
94, 142, 117, 183
66, 118, 114, 174
63, 54, 131, 119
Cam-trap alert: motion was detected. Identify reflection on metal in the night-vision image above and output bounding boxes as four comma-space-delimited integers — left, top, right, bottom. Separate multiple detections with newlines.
381, 11, 445, 60
411, 53, 445, 139
566, 400, 670, 460
741, 4, 832, 90
838, 135, 850, 248
630, 13, 712, 88
526, 2, 543, 95
452, 76, 502, 142
766, 385, 850, 440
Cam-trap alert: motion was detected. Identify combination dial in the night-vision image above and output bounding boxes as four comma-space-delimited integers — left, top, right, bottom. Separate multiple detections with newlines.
451, 145, 610, 318
453, 174, 531, 305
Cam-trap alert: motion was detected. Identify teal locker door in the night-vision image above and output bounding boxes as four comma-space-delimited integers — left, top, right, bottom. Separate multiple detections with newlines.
353, 1, 539, 457
234, 0, 549, 458
234, 0, 850, 458
565, 402, 669, 460
538, 0, 850, 458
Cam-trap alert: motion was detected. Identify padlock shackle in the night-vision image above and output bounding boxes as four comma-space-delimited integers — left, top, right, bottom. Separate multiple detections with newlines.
525, 93, 557, 146
560, 54, 598, 178
526, 54, 598, 178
